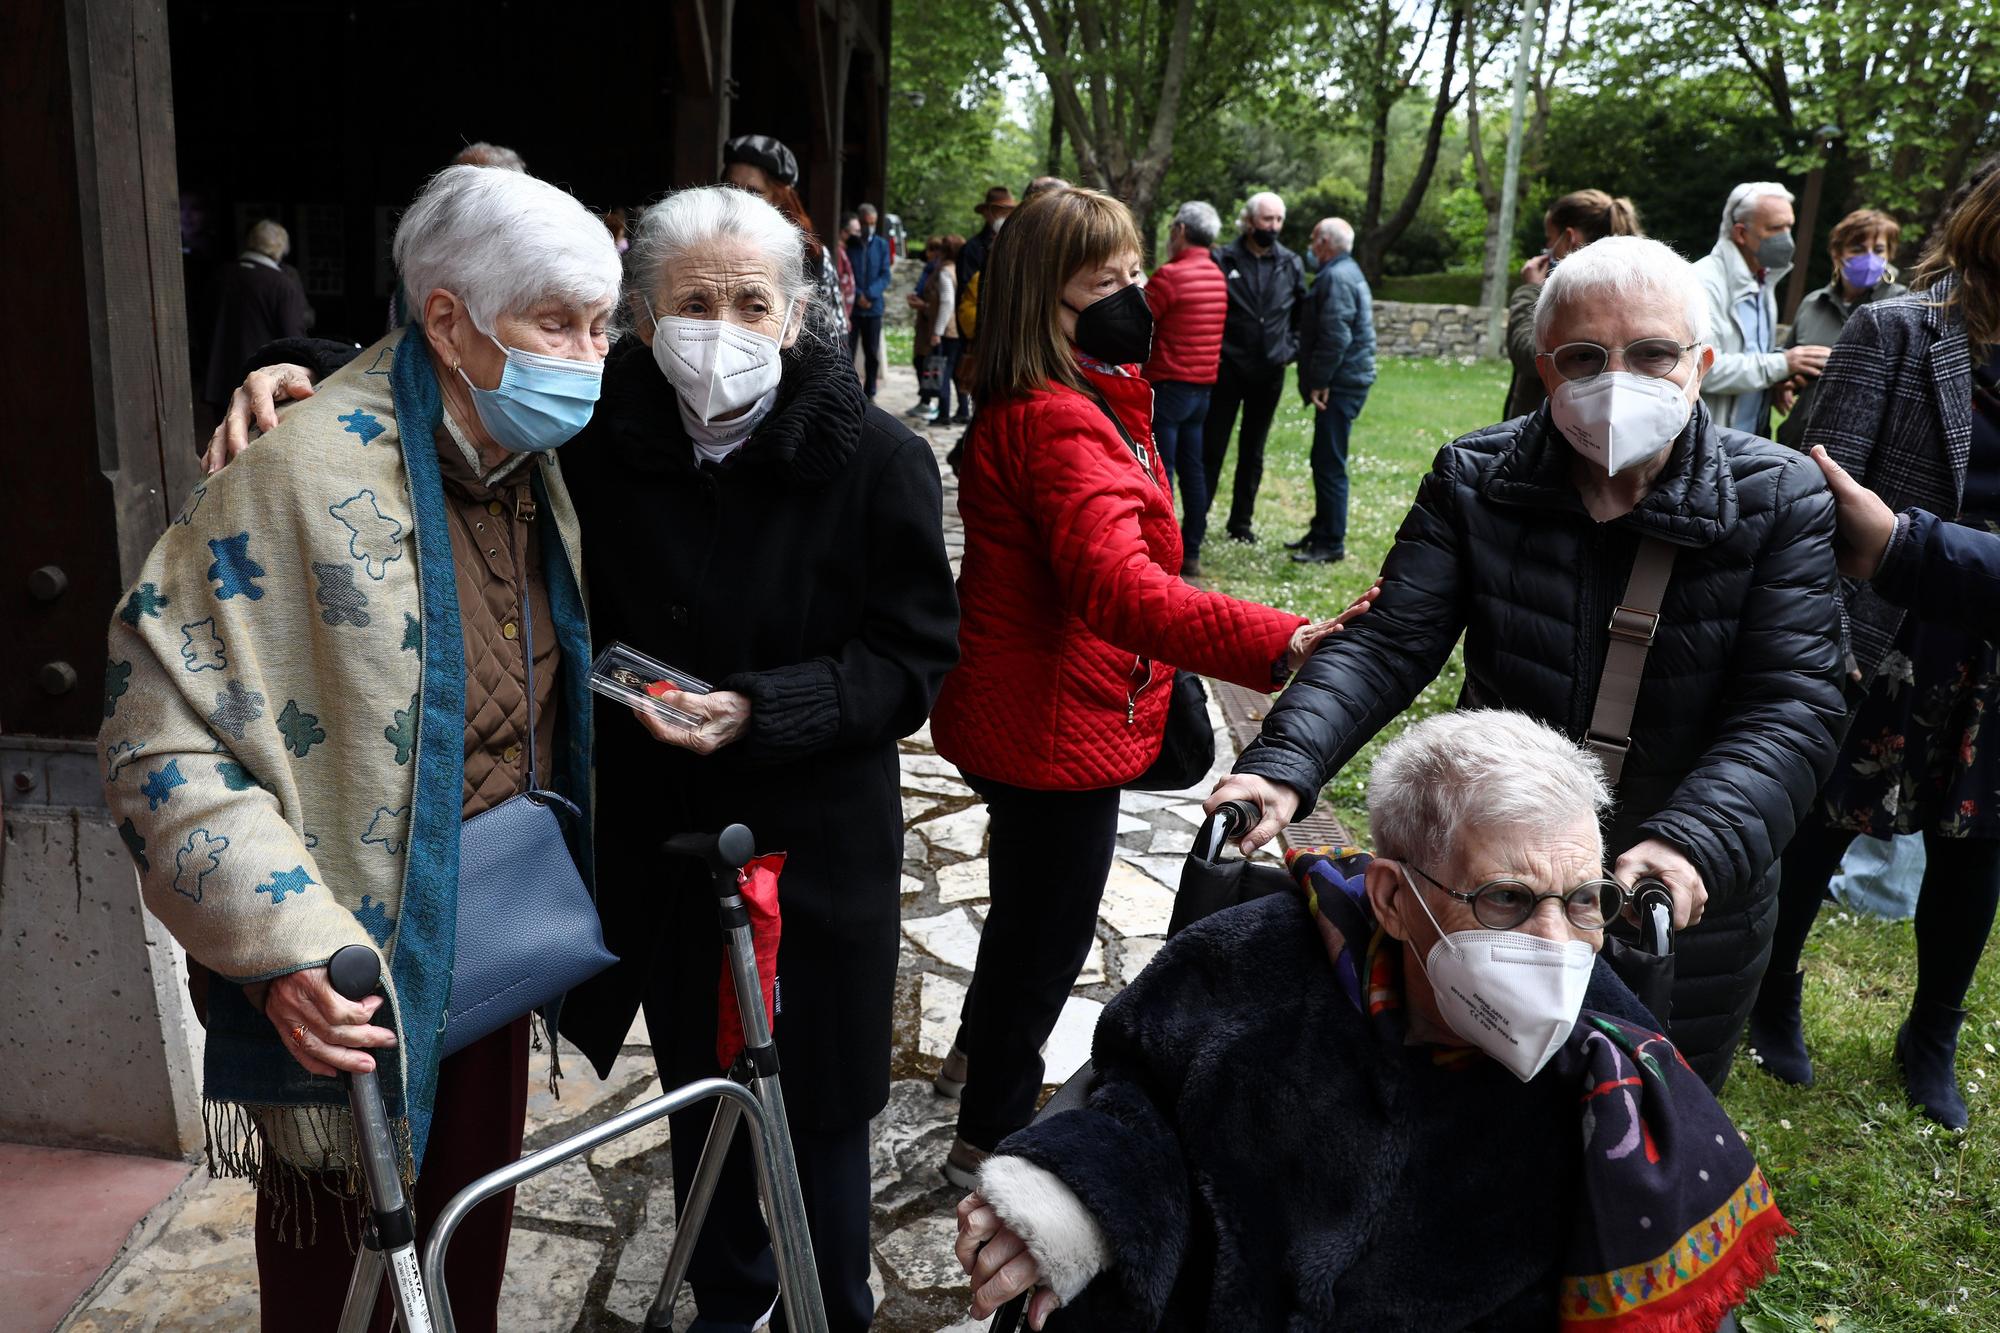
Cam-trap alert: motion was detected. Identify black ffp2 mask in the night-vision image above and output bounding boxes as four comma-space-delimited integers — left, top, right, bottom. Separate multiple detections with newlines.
1070, 283, 1154, 367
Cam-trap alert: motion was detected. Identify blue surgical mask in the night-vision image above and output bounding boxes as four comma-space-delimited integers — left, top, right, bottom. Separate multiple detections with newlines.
458, 332, 604, 453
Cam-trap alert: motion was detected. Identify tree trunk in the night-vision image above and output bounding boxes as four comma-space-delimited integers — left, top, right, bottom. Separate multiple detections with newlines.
1359, 2, 1465, 283
1047, 114, 1065, 176
1357, 0, 1394, 259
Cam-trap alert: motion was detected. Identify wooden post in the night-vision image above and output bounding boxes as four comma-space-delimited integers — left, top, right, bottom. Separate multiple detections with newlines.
1, 0, 196, 740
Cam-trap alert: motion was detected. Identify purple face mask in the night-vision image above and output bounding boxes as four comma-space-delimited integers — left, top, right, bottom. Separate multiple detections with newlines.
1842, 252, 1889, 290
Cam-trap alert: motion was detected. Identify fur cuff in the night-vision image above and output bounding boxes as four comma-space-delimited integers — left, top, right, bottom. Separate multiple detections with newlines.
979, 1154, 1111, 1303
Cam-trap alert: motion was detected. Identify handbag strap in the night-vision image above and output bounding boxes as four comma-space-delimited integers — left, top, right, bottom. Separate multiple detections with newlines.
1586, 537, 1677, 786
518, 497, 539, 797
1083, 385, 1153, 478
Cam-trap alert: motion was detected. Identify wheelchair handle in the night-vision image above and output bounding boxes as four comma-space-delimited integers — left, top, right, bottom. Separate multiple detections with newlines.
1197, 799, 1261, 862
1633, 877, 1673, 956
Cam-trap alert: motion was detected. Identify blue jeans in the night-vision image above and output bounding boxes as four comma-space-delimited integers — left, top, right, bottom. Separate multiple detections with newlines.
1150, 379, 1212, 558
1307, 388, 1369, 550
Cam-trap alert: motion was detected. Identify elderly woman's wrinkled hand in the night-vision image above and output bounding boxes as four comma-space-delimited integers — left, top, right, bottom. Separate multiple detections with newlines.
259, 965, 398, 1078
629, 689, 752, 756
956, 1192, 1061, 1328
205, 363, 318, 474
1613, 837, 1708, 930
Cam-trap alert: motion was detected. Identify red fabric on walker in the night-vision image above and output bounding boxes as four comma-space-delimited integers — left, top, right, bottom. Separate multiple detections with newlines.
717, 852, 786, 1070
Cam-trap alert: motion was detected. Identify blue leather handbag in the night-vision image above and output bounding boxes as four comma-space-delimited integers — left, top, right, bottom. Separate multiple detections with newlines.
442, 580, 616, 1057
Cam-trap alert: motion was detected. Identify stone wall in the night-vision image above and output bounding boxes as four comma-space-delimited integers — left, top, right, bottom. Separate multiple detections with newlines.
1371, 299, 1492, 359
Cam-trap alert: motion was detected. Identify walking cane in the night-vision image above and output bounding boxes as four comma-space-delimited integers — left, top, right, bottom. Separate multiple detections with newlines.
331, 943, 437, 1333
644, 823, 829, 1333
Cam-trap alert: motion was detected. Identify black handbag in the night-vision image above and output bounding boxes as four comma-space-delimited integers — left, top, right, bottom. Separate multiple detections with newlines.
1126, 668, 1216, 792
919, 353, 947, 396
442, 576, 616, 1057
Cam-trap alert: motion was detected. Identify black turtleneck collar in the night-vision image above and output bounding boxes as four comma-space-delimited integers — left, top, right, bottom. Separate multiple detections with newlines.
595, 329, 868, 488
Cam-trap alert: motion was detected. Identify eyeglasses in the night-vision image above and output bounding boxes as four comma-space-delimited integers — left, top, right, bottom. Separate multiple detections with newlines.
1406, 864, 1625, 932
1538, 338, 1698, 383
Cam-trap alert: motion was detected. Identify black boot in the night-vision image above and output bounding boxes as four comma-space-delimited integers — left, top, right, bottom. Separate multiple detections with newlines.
1895, 999, 1970, 1129
1747, 968, 1814, 1086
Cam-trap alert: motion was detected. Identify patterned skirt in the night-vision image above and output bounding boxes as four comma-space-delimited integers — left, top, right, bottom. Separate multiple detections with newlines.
1821, 585, 2000, 840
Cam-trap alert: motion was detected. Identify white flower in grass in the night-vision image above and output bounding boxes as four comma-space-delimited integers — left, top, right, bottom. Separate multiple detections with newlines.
1984, 1041, 1996, 1055
1779, 1118, 1793, 1130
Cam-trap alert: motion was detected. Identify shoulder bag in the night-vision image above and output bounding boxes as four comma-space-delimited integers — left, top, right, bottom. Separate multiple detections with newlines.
444, 567, 617, 1057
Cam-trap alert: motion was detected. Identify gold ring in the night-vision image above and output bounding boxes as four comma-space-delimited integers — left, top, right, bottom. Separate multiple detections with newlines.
291, 1024, 308, 1045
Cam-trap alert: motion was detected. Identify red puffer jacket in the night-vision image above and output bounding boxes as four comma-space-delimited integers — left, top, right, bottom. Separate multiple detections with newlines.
1141, 246, 1228, 385
933, 365, 1307, 790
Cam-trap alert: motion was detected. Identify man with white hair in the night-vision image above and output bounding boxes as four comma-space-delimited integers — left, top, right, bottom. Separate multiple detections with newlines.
1290, 217, 1376, 563
1211, 235, 1847, 1092
202, 218, 312, 411
1141, 200, 1230, 575
1691, 181, 1832, 435
1201, 190, 1307, 549
958, 708, 1790, 1331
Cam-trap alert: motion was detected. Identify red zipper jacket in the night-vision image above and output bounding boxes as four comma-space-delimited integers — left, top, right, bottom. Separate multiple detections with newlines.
1142, 246, 1229, 385
932, 363, 1307, 790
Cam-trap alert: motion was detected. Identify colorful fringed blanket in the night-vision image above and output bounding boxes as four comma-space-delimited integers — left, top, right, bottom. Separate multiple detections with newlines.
99, 328, 593, 1218
1290, 848, 1791, 1333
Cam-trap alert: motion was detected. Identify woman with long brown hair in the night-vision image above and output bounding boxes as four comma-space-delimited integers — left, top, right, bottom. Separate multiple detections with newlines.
927, 187, 1351, 1185
1503, 188, 1642, 418
1754, 157, 2000, 1129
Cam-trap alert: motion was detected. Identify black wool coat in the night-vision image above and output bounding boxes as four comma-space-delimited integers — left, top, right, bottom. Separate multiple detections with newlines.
1010, 892, 1649, 1332
556, 334, 960, 1128
1234, 405, 1845, 1082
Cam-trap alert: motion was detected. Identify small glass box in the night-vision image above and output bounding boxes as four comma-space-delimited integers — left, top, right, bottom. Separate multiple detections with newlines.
588, 642, 712, 730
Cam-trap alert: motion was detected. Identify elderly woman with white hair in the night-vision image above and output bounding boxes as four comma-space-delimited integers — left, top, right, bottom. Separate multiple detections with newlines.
557, 184, 959, 1332
1210, 235, 1847, 1092
102, 164, 620, 1331
958, 710, 1792, 1331
205, 184, 960, 1331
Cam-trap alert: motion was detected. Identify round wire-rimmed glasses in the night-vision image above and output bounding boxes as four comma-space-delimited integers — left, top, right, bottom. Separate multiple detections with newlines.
1407, 864, 1625, 931
1538, 338, 1699, 383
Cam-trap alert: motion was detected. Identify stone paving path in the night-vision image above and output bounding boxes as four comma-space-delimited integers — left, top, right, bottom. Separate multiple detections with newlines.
63, 357, 1253, 1333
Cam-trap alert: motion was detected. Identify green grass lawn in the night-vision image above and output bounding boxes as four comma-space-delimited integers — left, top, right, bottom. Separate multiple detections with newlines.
1200, 354, 1999, 1331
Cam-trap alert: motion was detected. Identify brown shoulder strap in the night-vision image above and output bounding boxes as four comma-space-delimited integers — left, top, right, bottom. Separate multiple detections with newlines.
1586, 537, 1678, 786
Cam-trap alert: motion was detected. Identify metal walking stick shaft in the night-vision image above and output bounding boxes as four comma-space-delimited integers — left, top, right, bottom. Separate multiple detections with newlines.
330, 944, 436, 1333
647, 824, 829, 1333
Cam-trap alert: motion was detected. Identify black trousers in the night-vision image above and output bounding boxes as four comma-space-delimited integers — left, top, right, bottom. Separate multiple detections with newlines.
642, 981, 878, 1333
1201, 360, 1286, 534
848, 314, 883, 398
1773, 821, 2000, 1011
953, 774, 1125, 1150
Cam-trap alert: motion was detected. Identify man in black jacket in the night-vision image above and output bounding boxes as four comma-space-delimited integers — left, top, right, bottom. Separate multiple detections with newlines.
1207, 236, 1846, 1090
1201, 191, 1307, 546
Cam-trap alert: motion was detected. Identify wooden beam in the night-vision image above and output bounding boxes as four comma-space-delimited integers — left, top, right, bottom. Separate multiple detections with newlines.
65, 0, 198, 588
677, 0, 716, 98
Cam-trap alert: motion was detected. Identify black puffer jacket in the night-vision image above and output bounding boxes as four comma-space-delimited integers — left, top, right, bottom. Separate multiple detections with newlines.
1235, 404, 1845, 1082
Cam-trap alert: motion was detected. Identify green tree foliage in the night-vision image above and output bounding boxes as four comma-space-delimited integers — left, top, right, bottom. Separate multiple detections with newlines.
1527, 77, 1793, 264
999, 0, 1327, 248
1584, 1, 2000, 234
887, 0, 1042, 243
